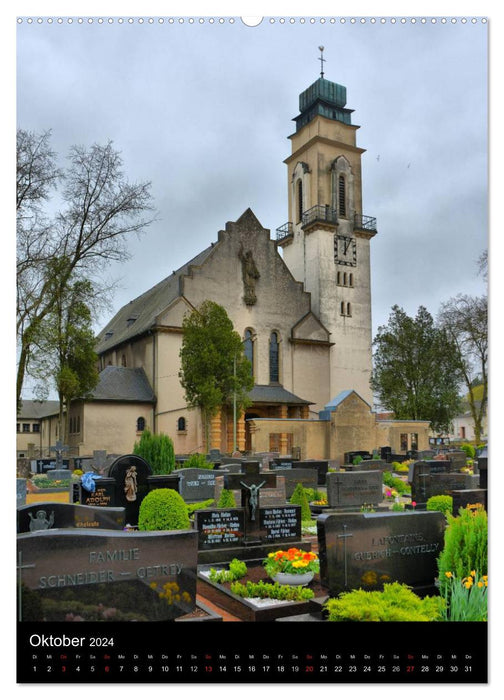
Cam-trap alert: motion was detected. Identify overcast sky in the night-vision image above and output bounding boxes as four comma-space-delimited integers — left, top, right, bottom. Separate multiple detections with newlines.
15, 10, 488, 398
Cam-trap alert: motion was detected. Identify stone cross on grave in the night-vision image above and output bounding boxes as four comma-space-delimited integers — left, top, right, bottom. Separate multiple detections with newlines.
224, 461, 278, 543
49, 440, 69, 470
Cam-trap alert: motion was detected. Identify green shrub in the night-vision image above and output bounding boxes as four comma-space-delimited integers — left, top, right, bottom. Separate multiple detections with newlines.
391, 502, 405, 512
303, 487, 325, 502
441, 571, 487, 621
138, 489, 190, 531
324, 583, 444, 622
460, 443, 476, 459
217, 488, 237, 508
391, 461, 409, 473
426, 495, 453, 518
133, 429, 175, 475
230, 580, 314, 601
383, 471, 411, 495
183, 453, 214, 469
289, 482, 312, 522
209, 559, 248, 583
186, 498, 215, 515
437, 505, 487, 594
352, 455, 363, 466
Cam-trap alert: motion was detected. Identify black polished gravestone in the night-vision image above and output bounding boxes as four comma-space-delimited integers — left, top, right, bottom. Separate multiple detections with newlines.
317, 510, 446, 595
293, 461, 329, 486
17, 528, 198, 622
17, 502, 126, 533
194, 508, 245, 550
107, 454, 153, 526
478, 447, 488, 489
281, 468, 319, 498
259, 505, 301, 542
451, 489, 488, 516
79, 477, 117, 509
326, 471, 383, 509
409, 461, 470, 503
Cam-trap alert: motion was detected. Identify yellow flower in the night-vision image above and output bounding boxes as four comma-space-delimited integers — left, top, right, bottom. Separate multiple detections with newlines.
464, 580, 473, 589
445, 572, 453, 578
477, 581, 484, 588
470, 570, 476, 577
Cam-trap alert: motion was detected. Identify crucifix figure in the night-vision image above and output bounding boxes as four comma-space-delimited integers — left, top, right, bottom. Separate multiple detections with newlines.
224, 461, 278, 542
49, 439, 69, 470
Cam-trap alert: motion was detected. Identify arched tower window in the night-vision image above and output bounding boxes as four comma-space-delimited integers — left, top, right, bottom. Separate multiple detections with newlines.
338, 175, 346, 217
269, 332, 279, 383
297, 179, 303, 223
177, 417, 186, 431
136, 417, 145, 432
340, 301, 345, 315
347, 302, 352, 316
244, 329, 254, 377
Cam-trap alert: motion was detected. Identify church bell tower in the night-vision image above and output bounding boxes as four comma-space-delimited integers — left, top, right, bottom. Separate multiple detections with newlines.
276, 50, 377, 406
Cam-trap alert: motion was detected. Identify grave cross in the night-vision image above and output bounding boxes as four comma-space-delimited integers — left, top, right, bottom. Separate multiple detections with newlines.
337, 524, 354, 588
49, 439, 69, 470
224, 461, 278, 541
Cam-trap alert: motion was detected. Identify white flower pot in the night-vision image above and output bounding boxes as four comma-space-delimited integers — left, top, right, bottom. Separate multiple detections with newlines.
271, 571, 314, 586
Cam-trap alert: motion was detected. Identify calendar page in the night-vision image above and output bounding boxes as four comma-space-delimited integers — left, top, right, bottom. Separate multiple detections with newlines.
15, 8, 489, 686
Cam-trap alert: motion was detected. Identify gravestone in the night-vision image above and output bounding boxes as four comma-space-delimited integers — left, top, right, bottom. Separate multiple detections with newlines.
194, 508, 245, 550
92, 450, 108, 472
79, 477, 116, 509
216, 463, 243, 474
253, 452, 280, 470
215, 471, 286, 509
344, 451, 372, 464
17, 528, 197, 621
50, 469, 72, 481
259, 505, 301, 542
293, 460, 329, 486
147, 474, 180, 494
344, 459, 389, 472
445, 450, 468, 470
326, 471, 383, 509
477, 447, 488, 489
317, 510, 446, 595
108, 454, 153, 526
281, 468, 319, 498
173, 467, 217, 502
49, 440, 69, 470
17, 502, 126, 533
17, 479, 26, 507
416, 450, 437, 460
34, 458, 70, 474
223, 462, 278, 542
409, 461, 470, 502
451, 489, 488, 516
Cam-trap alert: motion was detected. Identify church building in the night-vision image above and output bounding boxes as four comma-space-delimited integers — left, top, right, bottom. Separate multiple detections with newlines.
56, 66, 430, 462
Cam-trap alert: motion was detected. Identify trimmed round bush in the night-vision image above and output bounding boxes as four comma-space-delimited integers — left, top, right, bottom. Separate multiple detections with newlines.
289, 482, 312, 522
426, 495, 453, 518
138, 489, 190, 531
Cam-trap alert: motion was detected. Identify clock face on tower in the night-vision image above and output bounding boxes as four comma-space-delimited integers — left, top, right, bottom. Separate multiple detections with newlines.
334, 234, 357, 266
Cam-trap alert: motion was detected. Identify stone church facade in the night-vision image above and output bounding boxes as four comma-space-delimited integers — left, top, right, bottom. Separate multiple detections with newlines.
51, 70, 431, 461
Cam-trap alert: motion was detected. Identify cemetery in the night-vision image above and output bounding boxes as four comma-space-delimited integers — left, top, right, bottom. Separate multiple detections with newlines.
16, 442, 488, 624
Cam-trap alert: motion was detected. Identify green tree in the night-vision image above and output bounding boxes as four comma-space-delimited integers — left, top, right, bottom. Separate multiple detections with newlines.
179, 301, 253, 450
29, 278, 99, 441
371, 305, 462, 432
437, 294, 488, 444
16, 130, 154, 407
133, 429, 175, 475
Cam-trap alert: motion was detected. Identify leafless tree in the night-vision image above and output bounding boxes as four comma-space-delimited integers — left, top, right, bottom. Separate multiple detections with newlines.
16, 131, 155, 407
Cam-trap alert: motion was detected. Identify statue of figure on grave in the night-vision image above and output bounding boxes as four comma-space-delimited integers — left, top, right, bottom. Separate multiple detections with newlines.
240, 480, 266, 521
124, 466, 138, 502
28, 510, 55, 532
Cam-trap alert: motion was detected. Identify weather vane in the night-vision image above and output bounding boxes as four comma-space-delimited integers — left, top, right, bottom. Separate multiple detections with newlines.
318, 45, 326, 78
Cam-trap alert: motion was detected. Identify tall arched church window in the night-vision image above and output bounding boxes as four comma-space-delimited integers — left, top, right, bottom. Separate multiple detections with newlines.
244, 329, 254, 377
297, 179, 303, 223
136, 417, 145, 432
177, 417, 186, 431
269, 332, 279, 383
338, 175, 346, 217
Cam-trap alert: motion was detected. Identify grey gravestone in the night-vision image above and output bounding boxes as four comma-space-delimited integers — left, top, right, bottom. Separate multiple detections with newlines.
451, 489, 487, 516
17, 502, 126, 533
216, 463, 243, 474
254, 452, 280, 470
282, 468, 318, 498
408, 460, 452, 501
416, 450, 437, 460
50, 469, 72, 480
326, 471, 383, 508
294, 460, 329, 486
108, 454, 153, 525
317, 510, 446, 595
80, 477, 116, 509
173, 468, 217, 501
445, 450, 468, 470
259, 505, 301, 542
194, 508, 245, 550
17, 528, 197, 621
92, 450, 108, 471
17, 479, 26, 507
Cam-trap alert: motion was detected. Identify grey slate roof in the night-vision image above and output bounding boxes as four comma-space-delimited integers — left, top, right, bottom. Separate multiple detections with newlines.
248, 384, 312, 405
88, 366, 155, 403
17, 400, 60, 419
95, 244, 214, 354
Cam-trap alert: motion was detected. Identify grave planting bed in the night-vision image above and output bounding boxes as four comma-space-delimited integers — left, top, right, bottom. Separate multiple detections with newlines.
197, 561, 328, 622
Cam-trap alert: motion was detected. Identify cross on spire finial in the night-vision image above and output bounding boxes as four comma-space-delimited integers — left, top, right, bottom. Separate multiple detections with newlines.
318, 45, 326, 78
